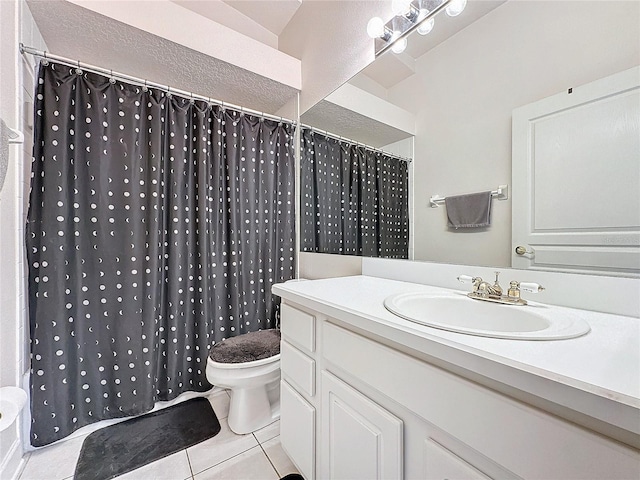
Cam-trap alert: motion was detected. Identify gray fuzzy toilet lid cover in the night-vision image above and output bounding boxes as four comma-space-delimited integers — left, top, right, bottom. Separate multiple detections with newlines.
209, 329, 281, 363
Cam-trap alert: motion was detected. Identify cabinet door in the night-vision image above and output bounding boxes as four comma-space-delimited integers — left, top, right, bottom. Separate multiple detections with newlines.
321, 371, 403, 480
281, 380, 315, 480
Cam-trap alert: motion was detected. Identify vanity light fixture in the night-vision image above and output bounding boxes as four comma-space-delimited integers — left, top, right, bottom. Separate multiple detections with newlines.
392, 0, 413, 16
445, 0, 467, 17
367, 0, 466, 56
416, 12, 434, 35
391, 36, 408, 54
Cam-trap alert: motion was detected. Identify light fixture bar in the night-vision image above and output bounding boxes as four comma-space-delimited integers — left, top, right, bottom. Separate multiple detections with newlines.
374, 0, 453, 57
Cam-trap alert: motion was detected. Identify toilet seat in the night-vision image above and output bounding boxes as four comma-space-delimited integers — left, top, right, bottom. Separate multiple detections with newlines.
208, 353, 280, 370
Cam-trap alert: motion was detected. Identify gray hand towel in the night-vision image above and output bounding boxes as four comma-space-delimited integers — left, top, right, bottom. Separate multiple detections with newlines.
445, 191, 492, 229
0, 119, 9, 194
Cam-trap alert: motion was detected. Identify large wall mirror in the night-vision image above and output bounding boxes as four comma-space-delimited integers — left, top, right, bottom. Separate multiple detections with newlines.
300, 0, 640, 277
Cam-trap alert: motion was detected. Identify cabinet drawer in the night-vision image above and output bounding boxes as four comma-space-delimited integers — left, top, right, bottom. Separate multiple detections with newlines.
281, 380, 315, 480
281, 303, 315, 353
281, 340, 315, 397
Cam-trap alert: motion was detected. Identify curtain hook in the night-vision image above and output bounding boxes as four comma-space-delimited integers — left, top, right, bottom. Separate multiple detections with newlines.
109, 69, 116, 84
166, 86, 172, 98
189, 91, 194, 105
75, 59, 82, 75
240, 106, 244, 117
142, 79, 148, 92
42, 51, 49, 66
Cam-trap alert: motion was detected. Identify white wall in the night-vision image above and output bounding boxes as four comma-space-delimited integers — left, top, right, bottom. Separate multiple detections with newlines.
0, 1, 47, 476
388, 0, 640, 267
0, 0, 21, 474
298, 252, 362, 280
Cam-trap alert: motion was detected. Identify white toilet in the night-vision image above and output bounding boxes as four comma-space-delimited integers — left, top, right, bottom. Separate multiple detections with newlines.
206, 329, 281, 434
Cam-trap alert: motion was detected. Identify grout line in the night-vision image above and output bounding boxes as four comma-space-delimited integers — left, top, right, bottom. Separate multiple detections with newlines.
258, 442, 280, 478
185, 448, 195, 479
189, 442, 259, 476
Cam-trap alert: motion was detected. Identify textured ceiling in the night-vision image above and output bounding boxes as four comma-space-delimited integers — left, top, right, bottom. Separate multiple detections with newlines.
27, 0, 298, 115
301, 99, 412, 148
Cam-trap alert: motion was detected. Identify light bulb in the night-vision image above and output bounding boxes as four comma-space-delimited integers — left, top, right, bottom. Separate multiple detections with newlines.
391, 37, 407, 54
417, 17, 434, 35
392, 0, 412, 16
367, 17, 385, 38
445, 0, 467, 17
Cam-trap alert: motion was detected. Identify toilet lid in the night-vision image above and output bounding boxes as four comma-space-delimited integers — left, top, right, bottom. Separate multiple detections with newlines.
209, 329, 281, 364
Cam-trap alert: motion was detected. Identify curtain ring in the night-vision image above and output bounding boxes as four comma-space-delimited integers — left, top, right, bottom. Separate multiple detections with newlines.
75, 59, 82, 75
142, 79, 148, 92
109, 69, 116, 84
189, 92, 195, 105
42, 51, 49, 66
166, 86, 172, 98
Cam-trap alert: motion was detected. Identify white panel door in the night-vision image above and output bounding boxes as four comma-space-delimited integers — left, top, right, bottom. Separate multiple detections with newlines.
512, 66, 640, 276
320, 371, 403, 480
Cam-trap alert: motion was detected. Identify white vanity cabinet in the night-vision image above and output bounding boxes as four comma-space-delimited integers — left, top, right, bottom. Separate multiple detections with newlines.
278, 299, 640, 480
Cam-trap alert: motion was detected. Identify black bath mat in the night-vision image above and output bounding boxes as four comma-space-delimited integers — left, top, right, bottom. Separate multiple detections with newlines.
74, 397, 221, 480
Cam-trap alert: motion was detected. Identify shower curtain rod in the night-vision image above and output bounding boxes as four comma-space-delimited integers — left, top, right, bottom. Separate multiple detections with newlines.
19, 43, 297, 126
301, 123, 412, 164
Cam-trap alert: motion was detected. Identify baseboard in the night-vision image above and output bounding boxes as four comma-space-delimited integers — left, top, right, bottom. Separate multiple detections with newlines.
0, 438, 25, 480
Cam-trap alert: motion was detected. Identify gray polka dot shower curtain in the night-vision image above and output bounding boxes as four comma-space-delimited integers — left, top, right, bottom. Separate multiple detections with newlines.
26, 62, 295, 446
300, 129, 409, 258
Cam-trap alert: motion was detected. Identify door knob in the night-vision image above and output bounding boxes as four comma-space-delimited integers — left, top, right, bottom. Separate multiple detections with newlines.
515, 245, 534, 257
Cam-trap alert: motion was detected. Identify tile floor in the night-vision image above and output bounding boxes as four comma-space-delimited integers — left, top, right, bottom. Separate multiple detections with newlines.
17, 390, 298, 480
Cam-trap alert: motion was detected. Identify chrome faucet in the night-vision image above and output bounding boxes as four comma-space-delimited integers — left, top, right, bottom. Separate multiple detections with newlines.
458, 272, 544, 306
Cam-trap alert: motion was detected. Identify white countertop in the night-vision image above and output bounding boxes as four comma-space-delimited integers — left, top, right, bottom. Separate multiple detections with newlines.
273, 275, 640, 444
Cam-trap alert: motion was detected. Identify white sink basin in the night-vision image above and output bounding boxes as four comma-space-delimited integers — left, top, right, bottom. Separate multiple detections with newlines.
384, 292, 590, 340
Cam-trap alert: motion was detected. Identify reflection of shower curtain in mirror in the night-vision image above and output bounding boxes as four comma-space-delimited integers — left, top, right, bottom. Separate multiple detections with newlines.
300, 129, 409, 258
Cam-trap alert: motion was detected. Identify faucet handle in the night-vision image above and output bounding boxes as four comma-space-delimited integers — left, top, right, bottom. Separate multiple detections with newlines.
457, 275, 475, 284
519, 282, 545, 293
492, 271, 503, 295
